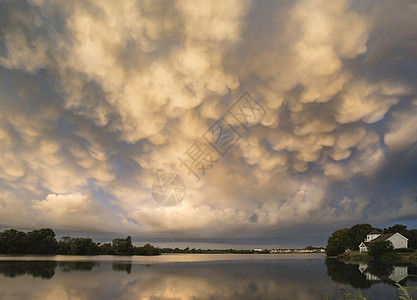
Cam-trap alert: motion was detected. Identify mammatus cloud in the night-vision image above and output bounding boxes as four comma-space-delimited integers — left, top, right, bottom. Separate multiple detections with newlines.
0, 0, 416, 242
384, 100, 417, 152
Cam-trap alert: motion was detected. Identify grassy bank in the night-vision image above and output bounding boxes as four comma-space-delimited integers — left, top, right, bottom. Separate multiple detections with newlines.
337, 252, 417, 264
397, 252, 417, 263
337, 252, 371, 263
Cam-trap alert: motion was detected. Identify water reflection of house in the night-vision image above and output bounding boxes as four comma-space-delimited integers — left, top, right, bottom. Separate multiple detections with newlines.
358, 263, 408, 283
389, 266, 408, 282
366, 273, 381, 281
358, 263, 367, 273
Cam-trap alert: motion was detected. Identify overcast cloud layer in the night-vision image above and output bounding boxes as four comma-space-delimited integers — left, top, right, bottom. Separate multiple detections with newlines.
0, 0, 416, 245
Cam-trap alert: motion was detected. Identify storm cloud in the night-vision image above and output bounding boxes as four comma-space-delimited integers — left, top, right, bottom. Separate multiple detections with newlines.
0, 0, 416, 245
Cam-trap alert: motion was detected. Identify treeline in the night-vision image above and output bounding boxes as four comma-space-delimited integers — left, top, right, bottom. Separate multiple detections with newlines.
325, 223, 417, 256
0, 228, 161, 256
160, 246, 323, 254
160, 247, 256, 254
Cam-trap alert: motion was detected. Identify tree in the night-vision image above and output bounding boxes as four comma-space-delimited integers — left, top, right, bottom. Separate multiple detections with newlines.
112, 236, 134, 255
383, 224, 408, 236
26, 228, 58, 254
99, 243, 114, 255
407, 229, 417, 249
70, 238, 99, 255
57, 236, 72, 254
0, 228, 58, 254
368, 240, 394, 259
135, 243, 161, 256
57, 236, 99, 255
346, 224, 374, 250
0, 229, 29, 254
325, 228, 349, 256
0, 229, 161, 256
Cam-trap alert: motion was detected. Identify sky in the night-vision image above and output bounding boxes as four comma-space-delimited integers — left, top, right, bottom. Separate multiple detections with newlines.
0, 0, 417, 248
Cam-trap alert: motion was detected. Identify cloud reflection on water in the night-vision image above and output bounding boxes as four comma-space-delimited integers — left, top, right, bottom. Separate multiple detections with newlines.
0, 256, 413, 300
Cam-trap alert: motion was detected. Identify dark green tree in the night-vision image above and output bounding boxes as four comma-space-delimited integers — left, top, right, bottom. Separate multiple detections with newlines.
407, 229, 417, 249
135, 243, 161, 255
368, 240, 394, 259
0, 229, 29, 254
325, 228, 349, 256
0, 229, 161, 256
383, 224, 408, 236
346, 224, 374, 250
112, 236, 134, 255
57, 236, 72, 254
57, 237, 99, 255
26, 228, 58, 254
99, 243, 114, 255
70, 238, 99, 255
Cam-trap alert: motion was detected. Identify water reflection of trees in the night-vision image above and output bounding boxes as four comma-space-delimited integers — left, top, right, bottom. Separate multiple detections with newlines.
0, 261, 57, 279
325, 258, 417, 289
112, 262, 132, 274
0, 261, 102, 279
58, 261, 100, 272
325, 258, 371, 289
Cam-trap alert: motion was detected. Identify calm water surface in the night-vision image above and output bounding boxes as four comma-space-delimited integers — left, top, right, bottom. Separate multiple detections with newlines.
0, 254, 416, 299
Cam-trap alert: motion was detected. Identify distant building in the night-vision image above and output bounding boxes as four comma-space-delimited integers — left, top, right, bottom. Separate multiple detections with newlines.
359, 230, 408, 252
253, 249, 264, 252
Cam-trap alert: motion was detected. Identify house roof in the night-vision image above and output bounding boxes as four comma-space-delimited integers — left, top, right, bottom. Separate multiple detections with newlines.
364, 232, 408, 245
368, 230, 382, 235
373, 233, 395, 241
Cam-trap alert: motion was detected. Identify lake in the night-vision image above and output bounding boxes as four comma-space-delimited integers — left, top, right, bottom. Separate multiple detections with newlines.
0, 254, 416, 299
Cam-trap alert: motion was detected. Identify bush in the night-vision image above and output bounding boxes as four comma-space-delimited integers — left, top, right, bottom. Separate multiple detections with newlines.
368, 240, 394, 259
394, 248, 414, 253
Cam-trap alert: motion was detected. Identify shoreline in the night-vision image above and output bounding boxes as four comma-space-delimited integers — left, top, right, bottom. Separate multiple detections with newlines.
0, 253, 326, 264
336, 252, 417, 264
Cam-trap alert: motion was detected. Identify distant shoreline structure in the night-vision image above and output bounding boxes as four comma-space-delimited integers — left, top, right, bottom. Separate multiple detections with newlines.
159, 246, 325, 254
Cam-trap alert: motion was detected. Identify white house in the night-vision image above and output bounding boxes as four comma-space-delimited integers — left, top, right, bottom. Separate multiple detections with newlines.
359, 230, 408, 253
